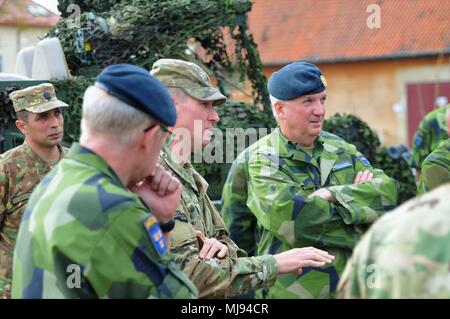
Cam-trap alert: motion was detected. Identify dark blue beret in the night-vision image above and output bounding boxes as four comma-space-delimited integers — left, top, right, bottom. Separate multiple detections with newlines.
95, 64, 176, 126
268, 61, 327, 100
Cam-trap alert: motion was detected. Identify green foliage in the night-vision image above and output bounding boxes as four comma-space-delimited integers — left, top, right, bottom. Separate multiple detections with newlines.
0, 84, 22, 130
49, 0, 270, 109
323, 113, 416, 204
50, 76, 95, 144
323, 113, 381, 163
0, 84, 23, 151
373, 147, 417, 204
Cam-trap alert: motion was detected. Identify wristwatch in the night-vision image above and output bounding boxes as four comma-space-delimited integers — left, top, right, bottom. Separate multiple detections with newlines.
159, 218, 176, 233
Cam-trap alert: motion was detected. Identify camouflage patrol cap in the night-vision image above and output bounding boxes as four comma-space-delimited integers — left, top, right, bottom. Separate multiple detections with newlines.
151, 59, 227, 106
9, 83, 69, 113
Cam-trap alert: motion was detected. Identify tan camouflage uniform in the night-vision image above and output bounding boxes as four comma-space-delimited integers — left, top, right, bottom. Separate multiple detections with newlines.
160, 145, 278, 298
338, 182, 450, 298
0, 83, 68, 298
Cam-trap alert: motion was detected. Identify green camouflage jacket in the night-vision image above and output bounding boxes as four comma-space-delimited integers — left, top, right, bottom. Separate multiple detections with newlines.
411, 104, 449, 170
160, 145, 278, 298
246, 128, 398, 299
221, 145, 259, 257
337, 183, 450, 298
417, 138, 450, 194
12, 143, 197, 299
0, 142, 67, 299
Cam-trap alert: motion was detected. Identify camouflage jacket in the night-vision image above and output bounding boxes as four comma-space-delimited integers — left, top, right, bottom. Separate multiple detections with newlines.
0, 142, 67, 299
221, 145, 260, 257
12, 143, 197, 299
337, 183, 450, 298
410, 104, 449, 170
246, 128, 399, 299
160, 145, 278, 298
417, 138, 450, 194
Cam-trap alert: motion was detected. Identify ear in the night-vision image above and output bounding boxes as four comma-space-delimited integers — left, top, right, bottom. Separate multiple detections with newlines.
15, 119, 28, 135
274, 101, 286, 120
171, 95, 181, 114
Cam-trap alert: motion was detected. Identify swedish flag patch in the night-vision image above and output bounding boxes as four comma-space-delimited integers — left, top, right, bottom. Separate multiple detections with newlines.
415, 135, 424, 148
143, 214, 167, 256
357, 154, 371, 166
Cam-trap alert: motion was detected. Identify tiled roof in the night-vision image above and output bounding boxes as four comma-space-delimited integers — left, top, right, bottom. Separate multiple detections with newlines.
248, 0, 450, 64
0, 0, 60, 27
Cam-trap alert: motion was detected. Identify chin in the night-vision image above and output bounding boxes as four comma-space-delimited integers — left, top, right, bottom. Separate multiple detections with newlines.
310, 125, 323, 134
45, 140, 61, 147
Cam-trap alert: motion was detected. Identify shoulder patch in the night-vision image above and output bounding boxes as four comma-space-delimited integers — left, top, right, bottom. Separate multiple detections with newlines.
414, 135, 424, 148
357, 154, 372, 166
143, 214, 167, 256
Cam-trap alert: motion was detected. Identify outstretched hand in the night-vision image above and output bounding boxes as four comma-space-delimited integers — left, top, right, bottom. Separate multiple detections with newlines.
274, 247, 335, 276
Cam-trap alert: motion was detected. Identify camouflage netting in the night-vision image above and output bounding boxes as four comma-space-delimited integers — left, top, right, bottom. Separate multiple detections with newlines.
0, 85, 23, 148
51, 0, 270, 109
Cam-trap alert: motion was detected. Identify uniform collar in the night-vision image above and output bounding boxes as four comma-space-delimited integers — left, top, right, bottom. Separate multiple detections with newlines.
67, 143, 124, 188
22, 141, 66, 166
273, 128, 324, 161
161, 143, 208, 197
271, 129, 349, 186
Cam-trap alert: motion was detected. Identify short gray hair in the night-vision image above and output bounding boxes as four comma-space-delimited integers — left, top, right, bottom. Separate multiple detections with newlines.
80, 85, 154, 144
269, 94, 287, 120
166, 87, 188, 102
269, 94, 284, 107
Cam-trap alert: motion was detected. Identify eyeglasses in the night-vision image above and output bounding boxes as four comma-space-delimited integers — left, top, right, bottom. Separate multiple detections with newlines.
143, 123, 172, 136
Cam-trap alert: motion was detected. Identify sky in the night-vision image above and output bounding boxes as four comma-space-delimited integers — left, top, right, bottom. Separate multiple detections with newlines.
33, 0, 60, 14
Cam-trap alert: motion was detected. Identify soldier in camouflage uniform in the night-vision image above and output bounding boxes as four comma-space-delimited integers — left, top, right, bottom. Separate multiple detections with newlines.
337, 182, 450, 298
222, 147, 259, 258
417, 139, 450, 194
242, 62, 398, 299
0, 83, 69, 299
417, 109, 450, 194
151, 59, 335, 298
410, 103, 449, 176
12, 64, 197, 299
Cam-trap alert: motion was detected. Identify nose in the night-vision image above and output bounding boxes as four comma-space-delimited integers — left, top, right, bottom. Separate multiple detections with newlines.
49, 112, 61, 128
312, 101, 325, 117
209, 107, 220, 124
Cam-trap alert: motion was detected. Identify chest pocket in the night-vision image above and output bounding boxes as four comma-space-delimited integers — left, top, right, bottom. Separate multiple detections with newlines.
180, 191, 205, 233
7, 193, 31, 215
330, 157, 355, 185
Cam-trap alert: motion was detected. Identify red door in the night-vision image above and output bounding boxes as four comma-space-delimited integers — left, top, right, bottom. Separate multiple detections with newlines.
407, 82, 450, 147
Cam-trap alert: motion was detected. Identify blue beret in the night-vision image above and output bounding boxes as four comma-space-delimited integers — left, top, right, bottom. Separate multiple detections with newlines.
268, 61, 327, 100
95, 64, 176, 126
